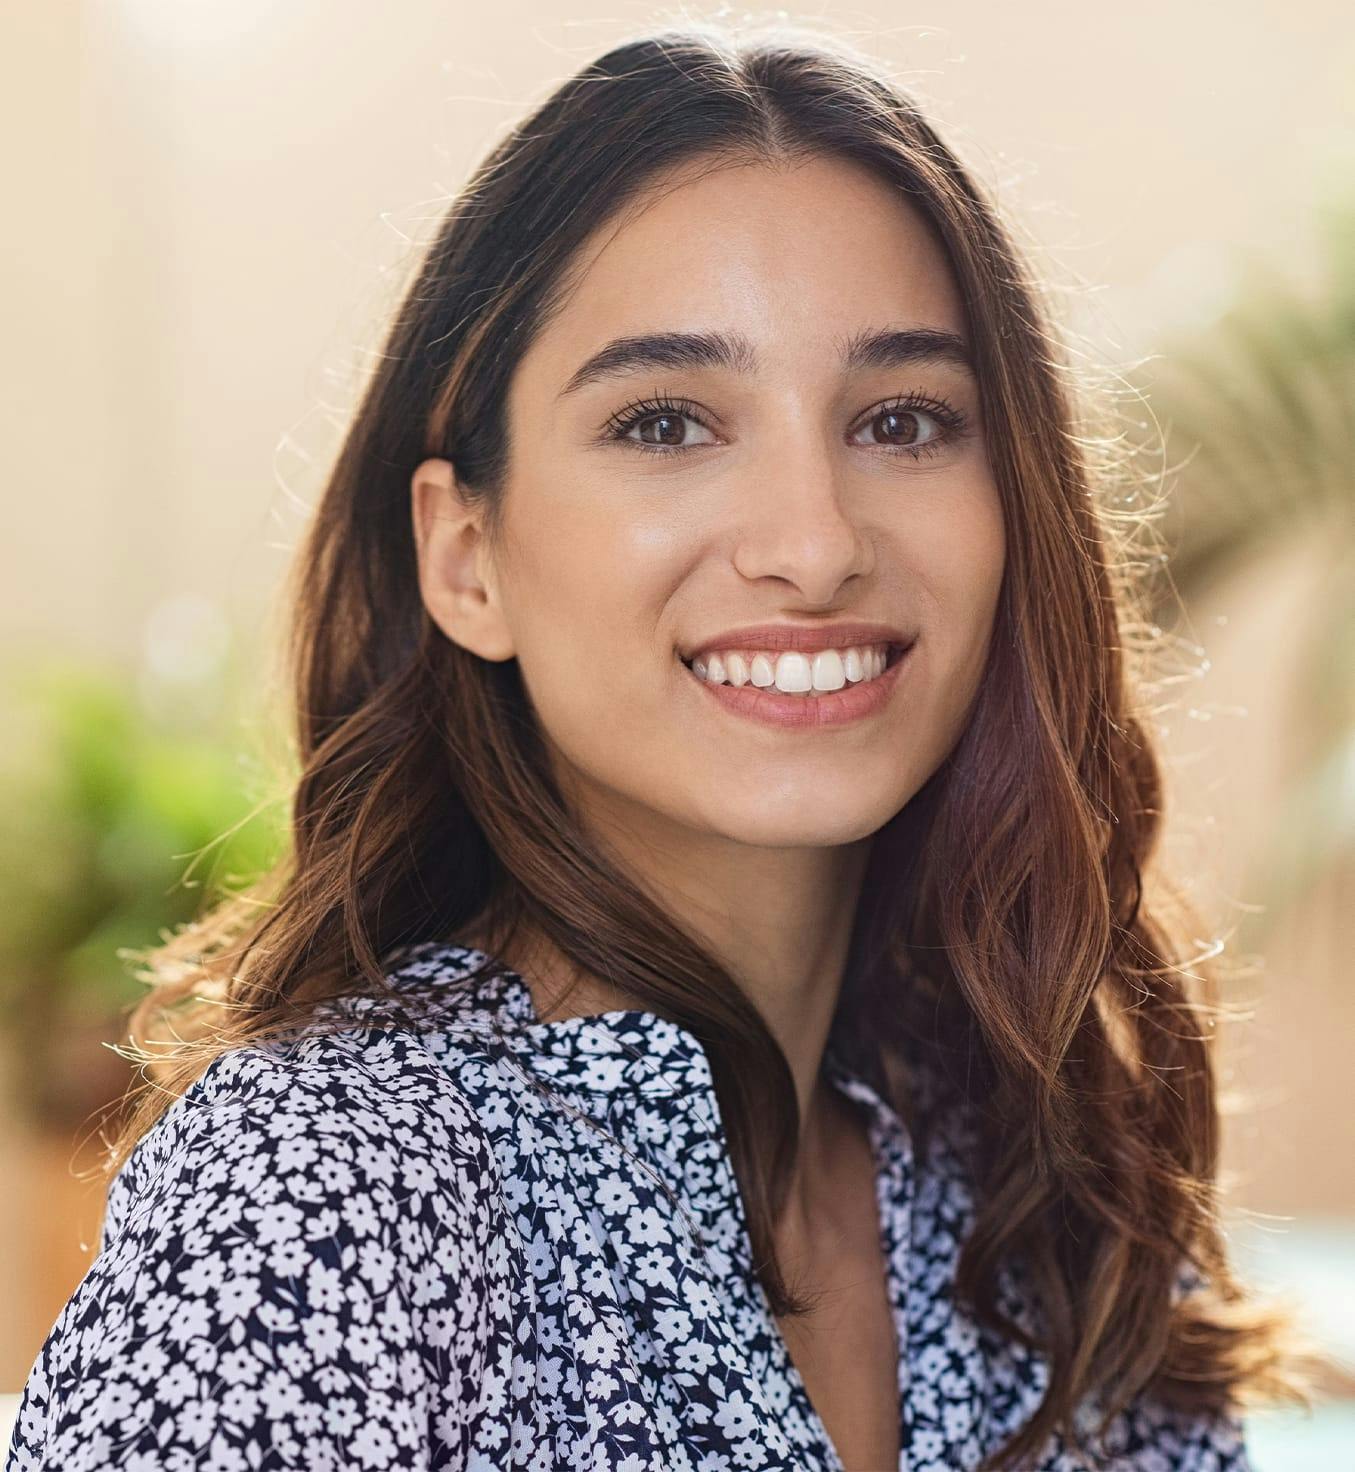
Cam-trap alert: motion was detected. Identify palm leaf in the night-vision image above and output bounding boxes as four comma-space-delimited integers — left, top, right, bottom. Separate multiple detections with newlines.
1134, 190, 1355, 940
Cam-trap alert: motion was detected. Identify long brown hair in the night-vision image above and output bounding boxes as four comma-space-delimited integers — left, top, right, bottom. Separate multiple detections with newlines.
113, 23, 1315, 1469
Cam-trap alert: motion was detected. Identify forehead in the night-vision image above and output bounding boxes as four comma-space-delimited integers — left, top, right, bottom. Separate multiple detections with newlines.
516, 154, 969, 400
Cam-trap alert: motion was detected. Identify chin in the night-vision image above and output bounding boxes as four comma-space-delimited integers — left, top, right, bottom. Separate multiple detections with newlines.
696, 799, 896, 850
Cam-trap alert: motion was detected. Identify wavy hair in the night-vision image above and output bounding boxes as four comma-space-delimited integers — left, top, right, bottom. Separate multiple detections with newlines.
112, 24, 1315, 1469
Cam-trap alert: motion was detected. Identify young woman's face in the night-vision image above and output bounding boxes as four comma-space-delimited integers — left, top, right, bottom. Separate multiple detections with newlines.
448, 155, 1004, 850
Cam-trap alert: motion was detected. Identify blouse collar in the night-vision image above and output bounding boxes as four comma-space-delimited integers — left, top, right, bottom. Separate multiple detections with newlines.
386, 941, 939, 1471
392, 940, 915, 1156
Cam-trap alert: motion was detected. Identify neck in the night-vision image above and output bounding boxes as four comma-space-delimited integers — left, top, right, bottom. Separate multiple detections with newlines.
469, 795, 875, 1227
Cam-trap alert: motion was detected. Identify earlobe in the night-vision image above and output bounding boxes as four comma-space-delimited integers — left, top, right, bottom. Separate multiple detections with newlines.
409, 458, 515, 661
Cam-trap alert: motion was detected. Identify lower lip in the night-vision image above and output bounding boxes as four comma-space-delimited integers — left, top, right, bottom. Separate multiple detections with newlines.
681, 644, 914, 729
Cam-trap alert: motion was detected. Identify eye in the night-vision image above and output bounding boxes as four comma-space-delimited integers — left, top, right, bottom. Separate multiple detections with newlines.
849, 394, 969, 461
599, 390, 971, 460
602, 396, 719, 455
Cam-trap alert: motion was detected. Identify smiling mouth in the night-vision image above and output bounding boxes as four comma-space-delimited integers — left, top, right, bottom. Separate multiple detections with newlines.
678, 640, 910, 695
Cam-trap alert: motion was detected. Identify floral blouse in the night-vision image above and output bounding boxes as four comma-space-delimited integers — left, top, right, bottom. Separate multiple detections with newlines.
7, 941, 1252, 1471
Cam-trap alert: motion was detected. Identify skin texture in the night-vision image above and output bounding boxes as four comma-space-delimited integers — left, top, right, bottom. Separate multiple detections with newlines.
411, 153, 1005, 1467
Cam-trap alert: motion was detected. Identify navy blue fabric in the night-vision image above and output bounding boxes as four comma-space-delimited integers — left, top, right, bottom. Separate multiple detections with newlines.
6, 941, 1252, 1470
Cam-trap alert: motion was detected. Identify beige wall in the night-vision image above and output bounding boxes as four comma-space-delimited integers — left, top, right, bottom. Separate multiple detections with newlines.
2, 1, 1352, 1221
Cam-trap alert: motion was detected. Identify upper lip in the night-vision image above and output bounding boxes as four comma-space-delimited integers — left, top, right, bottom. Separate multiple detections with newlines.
680, 620, 916, 664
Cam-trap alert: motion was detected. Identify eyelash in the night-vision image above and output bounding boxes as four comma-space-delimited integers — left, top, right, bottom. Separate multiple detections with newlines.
600, 391, 971, 461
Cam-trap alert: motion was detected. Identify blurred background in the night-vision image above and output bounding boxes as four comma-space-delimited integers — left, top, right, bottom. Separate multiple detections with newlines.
2, 2, 1353, 1464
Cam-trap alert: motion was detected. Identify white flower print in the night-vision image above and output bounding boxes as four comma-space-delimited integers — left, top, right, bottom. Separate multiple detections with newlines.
6, 941, 1254, 1472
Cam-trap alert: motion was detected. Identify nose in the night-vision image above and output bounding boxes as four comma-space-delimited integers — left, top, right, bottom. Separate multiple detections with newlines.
729, 440, 873, 602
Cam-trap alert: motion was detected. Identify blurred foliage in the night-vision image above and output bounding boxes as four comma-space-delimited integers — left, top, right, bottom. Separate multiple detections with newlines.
0, 644, 289, 1126
1139, 188, 1355, 938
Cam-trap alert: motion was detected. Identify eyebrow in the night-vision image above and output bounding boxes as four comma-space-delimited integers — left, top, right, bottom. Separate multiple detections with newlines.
555, 325, 976, 400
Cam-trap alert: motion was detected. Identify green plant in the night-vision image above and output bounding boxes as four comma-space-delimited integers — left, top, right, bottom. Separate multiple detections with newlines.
0, 647, 288, 1127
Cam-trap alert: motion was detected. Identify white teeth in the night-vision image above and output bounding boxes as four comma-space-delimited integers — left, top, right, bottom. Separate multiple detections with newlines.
773, 652, 813, 693
811, 649, 845, 691
689, 643, 896, 694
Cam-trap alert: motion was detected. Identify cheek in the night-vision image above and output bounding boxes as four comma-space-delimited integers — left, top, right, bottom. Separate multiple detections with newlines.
504, 500, 684, 744
931, 477, 1005, 626
901, 481, 1005, 715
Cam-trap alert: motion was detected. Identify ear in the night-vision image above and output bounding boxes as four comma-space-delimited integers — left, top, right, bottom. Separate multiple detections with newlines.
410, 457, 516, 661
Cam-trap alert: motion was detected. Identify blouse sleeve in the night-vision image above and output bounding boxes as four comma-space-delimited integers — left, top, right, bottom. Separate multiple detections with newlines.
1086, 1257, 1256, 1471
1101, 1397, 1252, 1471
4, 1037, 517, 1471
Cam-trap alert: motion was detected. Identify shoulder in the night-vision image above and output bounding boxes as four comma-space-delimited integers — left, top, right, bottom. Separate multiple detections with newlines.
105, 941, 541, 1241
1057, 1260, 1255, 1470
108, 1020, 503, 1241
105, 1018, 519, 1314
12, 1022, 521, 1469
1104, 1400, 1251, 1471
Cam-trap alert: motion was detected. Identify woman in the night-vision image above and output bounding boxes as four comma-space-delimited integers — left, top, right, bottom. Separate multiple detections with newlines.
7, 24, 1307, 1472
